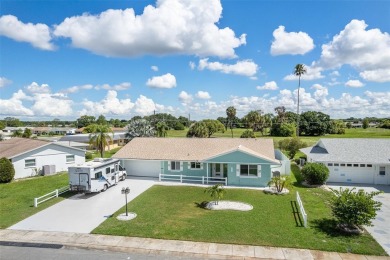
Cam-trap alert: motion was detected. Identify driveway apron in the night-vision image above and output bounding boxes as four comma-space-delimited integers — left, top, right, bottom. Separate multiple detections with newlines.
327, 183, 390, 255
8, 178, 155, 234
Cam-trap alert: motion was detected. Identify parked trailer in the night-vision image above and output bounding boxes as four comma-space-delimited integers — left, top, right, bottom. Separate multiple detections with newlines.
68, 158, 126, 193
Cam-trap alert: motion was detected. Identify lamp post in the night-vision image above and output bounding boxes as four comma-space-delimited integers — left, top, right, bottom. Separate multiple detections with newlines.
121, 187, 130, 216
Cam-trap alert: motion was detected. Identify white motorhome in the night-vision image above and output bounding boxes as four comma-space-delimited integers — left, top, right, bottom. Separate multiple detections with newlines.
68, 158, 126, 193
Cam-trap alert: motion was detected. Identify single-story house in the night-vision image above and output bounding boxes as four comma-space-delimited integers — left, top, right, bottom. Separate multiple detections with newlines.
59, 132, 127, 149
113, 137, 290, 187
0, 138, 85, 179
300, 138, 390, 185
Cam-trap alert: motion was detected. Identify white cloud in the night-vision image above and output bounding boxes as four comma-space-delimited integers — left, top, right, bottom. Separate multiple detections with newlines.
0, 90, 34, 116
134, 95, 156, 116
62, 84, 93, 94
195, 91, 211, 99
0, 77, 12, 88
151, 66, 158, 71
95, 82, 131, 91
345, 79, 364, 88
257, 81, 278, 90
146, 73, 176, 89
198, 58, 258, 77
189, 61, 195, 70
0, 15, 54, 50
178, 91, 193, 104
284, 64, 324, 81
80, 90, 135, 116
31, 93, 73, 116
54, 0, 245, 58
270, 25, 314, 55
317, 19, 390, 82
25, 82, 51, 94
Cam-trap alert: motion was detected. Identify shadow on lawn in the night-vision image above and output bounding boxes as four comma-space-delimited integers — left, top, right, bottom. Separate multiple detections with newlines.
290, 201, 304, 227
195, 201, 209, 209
311, 218, 360, 237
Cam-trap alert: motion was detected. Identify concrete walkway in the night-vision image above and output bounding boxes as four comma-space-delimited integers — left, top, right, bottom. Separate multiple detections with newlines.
9, 179, 155, 233
0, 229, 388, 260
327, 183, 390, 255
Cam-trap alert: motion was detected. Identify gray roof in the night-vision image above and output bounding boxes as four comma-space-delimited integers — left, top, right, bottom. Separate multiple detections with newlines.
300, 138, 390, 164
59, 132, 125, 143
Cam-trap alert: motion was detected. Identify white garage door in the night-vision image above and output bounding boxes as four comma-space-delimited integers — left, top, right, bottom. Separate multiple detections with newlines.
123, 160, 161, 177
328, 165, 374, 184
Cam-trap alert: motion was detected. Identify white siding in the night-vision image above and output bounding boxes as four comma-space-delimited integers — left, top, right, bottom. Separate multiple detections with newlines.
11, 144, 85, 179
122, 160, 161, 177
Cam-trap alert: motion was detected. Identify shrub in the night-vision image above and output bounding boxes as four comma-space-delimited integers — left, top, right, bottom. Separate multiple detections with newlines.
240, 129, 255, 138
85, 152, 93, 160
173, 122, 185, 130
0, 157, 15, 183
301, 162, 329, 185
330, 188, 382, 230
267, 175, 291, 193
204, 184, 226, 205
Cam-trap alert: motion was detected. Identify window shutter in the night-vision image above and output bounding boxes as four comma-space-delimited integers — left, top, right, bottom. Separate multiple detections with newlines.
168, 161, 171, 171
200, 163, 203, 170
236, 164, 240, 176
257, 165, 262, 177
180, 162, 183, 171
188, 162, 191, 170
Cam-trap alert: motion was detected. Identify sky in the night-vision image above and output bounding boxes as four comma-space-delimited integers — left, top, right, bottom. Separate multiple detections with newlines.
0, 0, 389, 121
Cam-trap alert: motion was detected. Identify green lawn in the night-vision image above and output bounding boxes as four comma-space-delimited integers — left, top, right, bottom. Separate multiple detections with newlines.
87, 147, 122, 161
0, 173, 71, 229
93, 166, 386, 256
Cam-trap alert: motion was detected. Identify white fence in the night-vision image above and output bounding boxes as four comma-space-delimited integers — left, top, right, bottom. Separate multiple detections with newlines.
34, 186, 69, 207
296, 191, 308, 227
159, 174, 227, 186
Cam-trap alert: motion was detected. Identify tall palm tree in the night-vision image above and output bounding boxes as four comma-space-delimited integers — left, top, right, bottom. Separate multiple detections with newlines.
156, 121, 168, 137
294, 64, 307, 137
226, 106, 236, 138
89, 124, 113, 158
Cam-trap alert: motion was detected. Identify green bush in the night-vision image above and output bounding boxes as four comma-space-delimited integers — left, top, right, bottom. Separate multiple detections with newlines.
85, 152, 93, 160
240, 129, 255, 138
301, 162, 329, 185
173, 121, 185, 130
330, 188, 382, 229
0, 157, 15, 183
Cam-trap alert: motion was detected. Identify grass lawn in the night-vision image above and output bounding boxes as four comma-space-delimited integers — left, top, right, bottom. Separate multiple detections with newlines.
0, 173, 72, 229
87, 147, 122, 161
93, 165, 386, 256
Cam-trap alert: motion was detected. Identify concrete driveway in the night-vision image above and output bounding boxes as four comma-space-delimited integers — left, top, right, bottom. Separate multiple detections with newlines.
327, 183, 390, 255
9, 178, 156, 234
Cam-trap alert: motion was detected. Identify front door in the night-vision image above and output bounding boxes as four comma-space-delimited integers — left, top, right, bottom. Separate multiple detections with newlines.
212, 163, 223, 177
375, 165, 388, 185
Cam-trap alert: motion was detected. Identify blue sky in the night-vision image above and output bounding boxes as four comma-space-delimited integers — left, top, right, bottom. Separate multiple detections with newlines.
0, 0, 389, 120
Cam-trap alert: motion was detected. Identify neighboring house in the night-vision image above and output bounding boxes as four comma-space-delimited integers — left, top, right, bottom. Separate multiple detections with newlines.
0, 138, 85, 179
300, 139, 390, 185
53, 141, 89, 150
113, 137, 289, 187
59, 132, 126, 149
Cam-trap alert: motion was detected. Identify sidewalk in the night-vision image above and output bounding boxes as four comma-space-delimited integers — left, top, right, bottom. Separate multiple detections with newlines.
0, 229, 388, 260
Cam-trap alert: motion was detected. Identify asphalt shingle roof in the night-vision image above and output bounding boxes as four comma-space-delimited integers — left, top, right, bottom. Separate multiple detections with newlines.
113, 137, 279, 163
0, 138, 50, 158
301, 138, 390, 164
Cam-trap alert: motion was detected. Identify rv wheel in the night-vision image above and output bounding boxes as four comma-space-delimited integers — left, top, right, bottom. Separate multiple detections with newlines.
121, 175, 126, 181
102, 184, 108, 192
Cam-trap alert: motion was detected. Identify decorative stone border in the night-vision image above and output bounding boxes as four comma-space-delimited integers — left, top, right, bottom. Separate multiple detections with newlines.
263, 187, 289, 195
206, 200, 253, 211
116, 212, 137, 221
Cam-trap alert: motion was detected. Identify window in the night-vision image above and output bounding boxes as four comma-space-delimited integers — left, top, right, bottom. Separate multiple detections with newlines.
95, 171, 102, 179
190, 162, 201, 169
379, 166, 385, 176
334, 163, 339, 167
106, 167, 110, 175
240, 164, 258, 176
360, 164, 365, 167
340, 163, 346, 167
170, 161, 180, 171
111, 168, 115, 173
25, 159, 36, 167
327, 163, 333, 166
66, 155, 75, 163
367, 164, 373, 168
353, 164, 359, 167
347, 164, 352, 167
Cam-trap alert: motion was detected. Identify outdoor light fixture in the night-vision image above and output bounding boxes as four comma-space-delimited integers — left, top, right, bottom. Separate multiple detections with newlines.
121, 187, 130, 216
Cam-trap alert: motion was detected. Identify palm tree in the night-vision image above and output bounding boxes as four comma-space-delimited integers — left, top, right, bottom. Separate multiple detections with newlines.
294, 64, 307, 137
89, 124, 113, 158
226, 106, 236, 138
204, 184, 226, 205
156, 121, 168, 137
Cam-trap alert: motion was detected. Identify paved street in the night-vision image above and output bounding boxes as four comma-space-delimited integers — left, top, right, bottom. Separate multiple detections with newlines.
9, 178, 155, 233
327, 183, 390, 255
